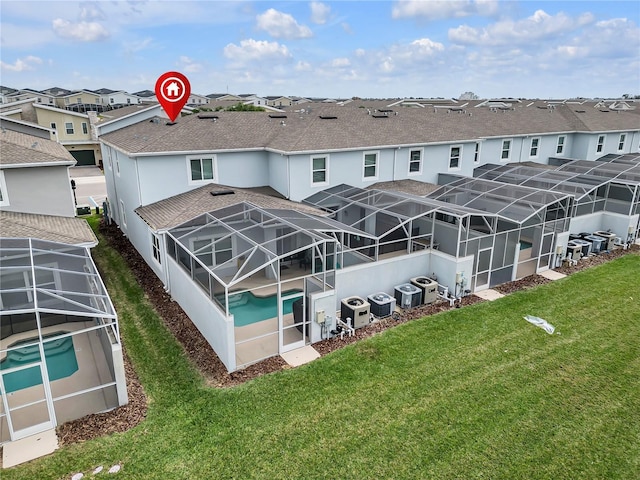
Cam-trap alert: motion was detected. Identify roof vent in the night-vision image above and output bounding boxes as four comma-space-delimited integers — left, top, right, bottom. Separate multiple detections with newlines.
269, 113, 287, 118
599, 110, 610, 113
210, 190, 235, 197
197, 113, 219, 120
165, 121, 176, 126
372, 113, 389, 118
378, 109, 393, 113
575, 110, 586, 113
319, 115, 337, 119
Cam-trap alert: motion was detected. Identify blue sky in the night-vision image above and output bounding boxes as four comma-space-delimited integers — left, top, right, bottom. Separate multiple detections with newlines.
1, 1, 639, 99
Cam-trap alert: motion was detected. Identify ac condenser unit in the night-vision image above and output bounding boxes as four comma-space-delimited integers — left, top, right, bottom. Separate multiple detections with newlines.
410, 276, 438, 305
394, 283, 422, 309
340, 296, 371, 329
570, 238, 592, 257
367, 292, 396, 318
584, 235, 606, 254
566, 242, 582, 261
593, 231, 616, 252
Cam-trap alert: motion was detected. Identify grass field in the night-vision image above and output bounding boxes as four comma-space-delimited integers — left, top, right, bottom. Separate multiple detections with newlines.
4, 222, 639, 479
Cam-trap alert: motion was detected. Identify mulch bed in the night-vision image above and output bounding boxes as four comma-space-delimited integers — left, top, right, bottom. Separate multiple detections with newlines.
52, 221, 639, 446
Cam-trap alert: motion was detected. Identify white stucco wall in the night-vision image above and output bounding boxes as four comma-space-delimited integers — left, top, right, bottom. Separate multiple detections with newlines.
1, 165, 75, 216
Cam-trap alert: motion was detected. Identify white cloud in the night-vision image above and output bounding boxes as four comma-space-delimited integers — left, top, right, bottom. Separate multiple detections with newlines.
411, 38, 446, 55
310, 2, 331, 25
256, 8, 312, 39
122, 37, 153, 55
52, 18, 110, 42
178, 56, 204, 73
331, 58, 351, 67
295, 61, 312, 72
79, 2, 106, 21
0, 55, 43, 72
223, 39, 292, 62
449, 10, 595, 46
392, 0, 498, 20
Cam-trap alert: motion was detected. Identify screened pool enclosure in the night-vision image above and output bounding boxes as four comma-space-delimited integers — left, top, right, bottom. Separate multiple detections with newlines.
0, 238, 127, 444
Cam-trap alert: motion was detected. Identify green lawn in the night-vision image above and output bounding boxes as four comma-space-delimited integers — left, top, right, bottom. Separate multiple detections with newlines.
5, 221, 639, 479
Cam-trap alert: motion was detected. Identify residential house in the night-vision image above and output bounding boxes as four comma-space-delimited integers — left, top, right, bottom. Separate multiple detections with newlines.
0, 128, 77, 216
187, 93, 210, 107
132, 90, 158, 103
55, 89, 105, 113
94, 88, 143, 108
265, 96, 293, 107
95, 98, 639, 371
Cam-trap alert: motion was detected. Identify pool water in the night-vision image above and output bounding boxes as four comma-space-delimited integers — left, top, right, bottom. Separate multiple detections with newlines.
0, 335, 79, 393
218, 289, 303, 327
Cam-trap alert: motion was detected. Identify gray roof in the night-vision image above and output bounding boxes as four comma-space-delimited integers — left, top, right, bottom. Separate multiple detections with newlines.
101, 101, 640, 156
0, 129, 75, 166
369, 179, 441, 196
135, 183, 327, 230
0, 210, 97, 245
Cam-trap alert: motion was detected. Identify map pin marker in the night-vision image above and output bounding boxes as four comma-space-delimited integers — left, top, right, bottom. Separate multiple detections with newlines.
155, 71, 191, 122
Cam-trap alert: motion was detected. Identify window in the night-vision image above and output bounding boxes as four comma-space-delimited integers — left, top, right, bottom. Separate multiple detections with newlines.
409, 149, 422, 174
115, 152, 120, 175
127, 98, 131, 104
65, 122, 74, 134
110, 98, 114, 103
529, 137, 540, 158
501, 140, 511, 161
193, 237, 232, 266
50, 122, 57, 131
449, 146, 461, 169
105, 148, 112, 170
76, 97, 82, 104
311, 156, 328, 184
0, 170, 9, 207
119, 200, 126, 228
363, 152, 378, 179
189, 156, 215, 183
596, 135, 605, 153
152, 234, 161, 264
618, 134, 626, 152
474, 142, 481, 163
556, 136, 565, 155
82, 122, 88, 135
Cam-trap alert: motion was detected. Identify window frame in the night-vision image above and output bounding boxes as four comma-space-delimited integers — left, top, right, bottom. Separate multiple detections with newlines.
82, 122, 88, 135
501, 139, 512, 162
65, 122, 74, 135
152, 233, 162, 265
596, 135, 605, 153
408, 148, 423, 176
473, 142, 481, 164
311, 155, 329, 186
529, 137, 541, 158
119, 199, 127, 228
0, 170, 9, 207
187, 155, 217, 185
618, 133, 626, 152
448, 145, 462, 170
50, 122, 57, 131
556, 135, 566, 155
362, 151, 379, 181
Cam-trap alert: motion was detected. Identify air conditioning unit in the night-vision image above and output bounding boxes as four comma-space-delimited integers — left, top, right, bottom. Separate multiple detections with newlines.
566, 242, 582, 261
584, 234, 606, 254
367, 292, 396, 318
593, 231, 616, 251
410, 276, 438, 305
570, 238, 592, 257
340, 296, 370, 329
394, 283, 422, 309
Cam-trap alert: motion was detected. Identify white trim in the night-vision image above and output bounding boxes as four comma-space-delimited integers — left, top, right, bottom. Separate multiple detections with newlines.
310, 154, 329, 186
362, 150, 379, 181
151, 233, 162, 265
448, 145, 462, 171
0, 161, 75, 169
529, 137, 541, 158
33, 103, 89, 119
187, 154, 217, 185
65, 122, 74, 135
500, 139, 513, 162
119, 199, 127, 228
618, 133, 626, 152
408, 148, 423, 176
556, 135, 566, 155
0, 170, 9, 207
596, 134, 606, 154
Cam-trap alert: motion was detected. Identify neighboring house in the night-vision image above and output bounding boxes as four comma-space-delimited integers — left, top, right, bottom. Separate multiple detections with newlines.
206, 93, 245, 102
187, 93, 209, 106
33, 104, 101, 166
16, 89, 57, 105
0, 213, 128, 445
0, 115, 54, 140
133, 90, 158, 103
265, 96, 293, 107
54, 89, 105, 113
0, 128, 76, 216
94, 88, 143, 108
0, 86, 19, 104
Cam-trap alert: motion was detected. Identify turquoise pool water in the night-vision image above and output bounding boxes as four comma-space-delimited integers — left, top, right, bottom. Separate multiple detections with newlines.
0, 335, 78, 393
218, 289, 303, 327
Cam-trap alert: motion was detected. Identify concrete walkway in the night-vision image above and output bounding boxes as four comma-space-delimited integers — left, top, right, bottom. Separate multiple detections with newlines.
2, 429, 58, 468
474, 289, 505, 301
281, 346, 320, 367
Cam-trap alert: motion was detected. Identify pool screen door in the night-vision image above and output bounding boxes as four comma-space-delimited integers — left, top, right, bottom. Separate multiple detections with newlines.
0, 362, 55, 441
279, 292, 306, 353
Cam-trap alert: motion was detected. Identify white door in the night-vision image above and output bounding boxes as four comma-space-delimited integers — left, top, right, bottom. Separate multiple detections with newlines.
279, 291, 306, 353
474, 247, 492, 291
0, 362, 55, 441
537, 232, 555, 272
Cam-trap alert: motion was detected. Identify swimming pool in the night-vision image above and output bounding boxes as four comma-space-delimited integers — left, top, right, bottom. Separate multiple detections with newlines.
0, 334, 79, 393
218, 289, 303, 327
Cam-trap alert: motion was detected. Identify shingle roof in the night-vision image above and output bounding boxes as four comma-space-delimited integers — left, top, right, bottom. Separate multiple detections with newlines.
0, 129, 75, 166
101, 101, 639, 156
135, 183, 327, 230
0, 211, 97, 245
369, 179, 441, 196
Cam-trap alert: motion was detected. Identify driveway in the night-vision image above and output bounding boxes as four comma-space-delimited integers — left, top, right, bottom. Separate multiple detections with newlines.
69, 166, 107, 209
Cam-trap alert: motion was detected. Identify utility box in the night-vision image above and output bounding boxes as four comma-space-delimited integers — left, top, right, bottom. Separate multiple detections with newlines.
76, 205, 91, 215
